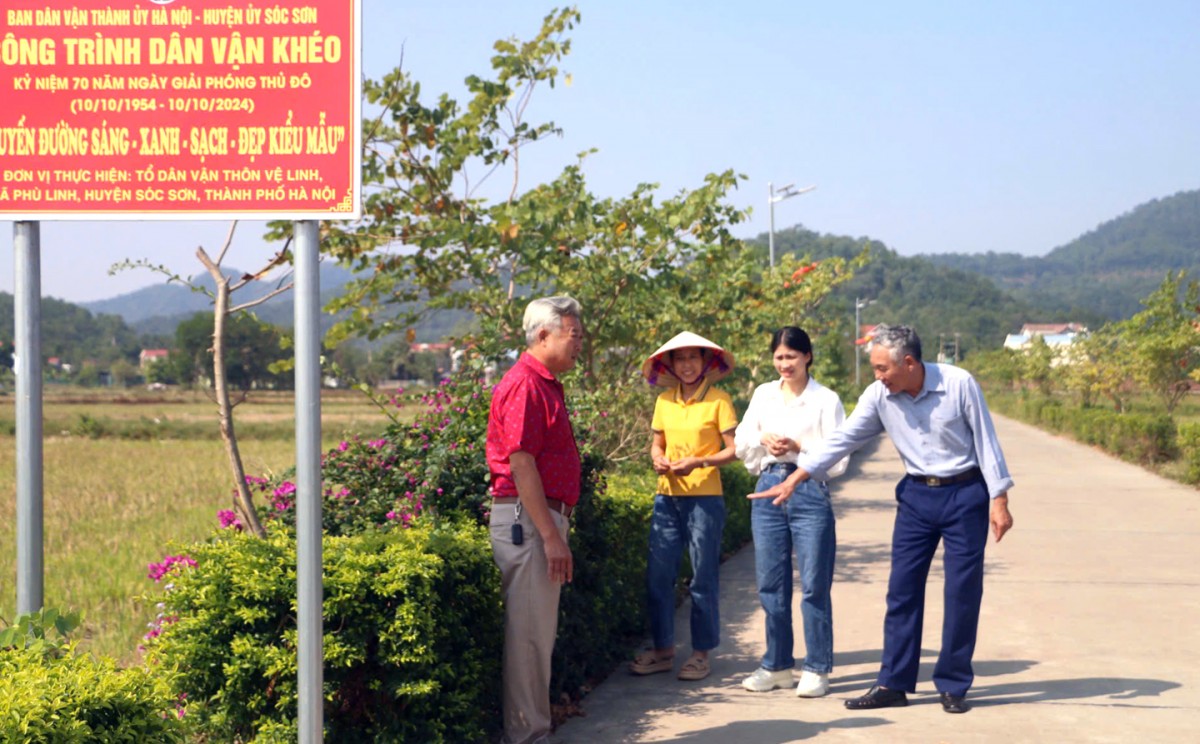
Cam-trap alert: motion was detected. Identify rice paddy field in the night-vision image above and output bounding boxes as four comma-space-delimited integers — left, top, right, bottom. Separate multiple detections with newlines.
0, 387, 395, 662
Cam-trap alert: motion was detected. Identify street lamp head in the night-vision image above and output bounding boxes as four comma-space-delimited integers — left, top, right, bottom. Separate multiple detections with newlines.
770, 184, 816, 203
767, 181, 816, 267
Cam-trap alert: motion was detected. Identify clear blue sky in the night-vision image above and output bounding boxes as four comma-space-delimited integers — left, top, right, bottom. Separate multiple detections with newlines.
4, 0, 1199, 302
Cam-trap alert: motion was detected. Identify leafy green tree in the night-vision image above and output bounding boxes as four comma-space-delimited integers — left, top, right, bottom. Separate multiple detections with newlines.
1021, 335, 1056, 395
1058, 328, 1131, 411
962, 347, 1023, 391
72, 361, 102, 388
172, 312, 290, 391
1120, 270, 1200, 414
145, 357, 177, 386
108, 358, 138, 388
276, 8, 855, 458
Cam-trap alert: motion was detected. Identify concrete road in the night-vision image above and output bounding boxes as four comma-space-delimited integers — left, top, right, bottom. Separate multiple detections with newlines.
550, 414, 1200, 743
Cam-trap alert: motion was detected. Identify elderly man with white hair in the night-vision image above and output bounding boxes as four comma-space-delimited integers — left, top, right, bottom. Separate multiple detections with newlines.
486, 296, 584, 744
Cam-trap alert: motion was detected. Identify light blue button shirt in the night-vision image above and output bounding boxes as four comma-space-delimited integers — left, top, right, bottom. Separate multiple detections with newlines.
796, 363, 1014, 498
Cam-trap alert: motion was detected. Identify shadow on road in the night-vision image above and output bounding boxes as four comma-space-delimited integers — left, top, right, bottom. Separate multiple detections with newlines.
655, 716, 893, 743
970, 676, 1182, 707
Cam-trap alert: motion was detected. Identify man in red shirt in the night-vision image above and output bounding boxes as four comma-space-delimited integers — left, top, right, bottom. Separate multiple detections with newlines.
487, 295, 583, 744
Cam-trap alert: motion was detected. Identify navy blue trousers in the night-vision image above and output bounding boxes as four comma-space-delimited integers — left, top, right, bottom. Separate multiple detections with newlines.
877, 475, 990, 697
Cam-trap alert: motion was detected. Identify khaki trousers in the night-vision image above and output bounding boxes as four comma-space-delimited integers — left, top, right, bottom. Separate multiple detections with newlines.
489, 502, 569, 744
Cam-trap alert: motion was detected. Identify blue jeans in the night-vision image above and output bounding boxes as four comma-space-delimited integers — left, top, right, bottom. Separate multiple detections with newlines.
646, 494, 726, 652
751, 464, 836, 673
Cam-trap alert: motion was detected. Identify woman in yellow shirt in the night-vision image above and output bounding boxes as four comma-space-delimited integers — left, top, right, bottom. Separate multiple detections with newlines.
630, 332, 738, 682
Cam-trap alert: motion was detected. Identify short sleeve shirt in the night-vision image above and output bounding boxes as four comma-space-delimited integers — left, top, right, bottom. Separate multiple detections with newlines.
651, 379, 738, 496
487, 352, 581, 505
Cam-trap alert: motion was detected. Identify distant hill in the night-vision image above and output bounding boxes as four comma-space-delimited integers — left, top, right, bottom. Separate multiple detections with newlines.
755, 227, 1039, 357
920, 189, 1200, 319
82, 262, 355, 329
0, 293, 142, 365
80, 262, 469, 342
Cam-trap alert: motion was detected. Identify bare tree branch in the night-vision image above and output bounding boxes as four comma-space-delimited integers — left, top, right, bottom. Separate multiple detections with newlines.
230, 283, 295, 314
196, 233, 271, 539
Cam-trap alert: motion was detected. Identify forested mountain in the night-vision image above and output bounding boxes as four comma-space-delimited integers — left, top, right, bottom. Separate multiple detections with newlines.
81, 263, 470, 342
752, 227, 1040, 358
82, 263, 355, 331
920, 189, 1200, 319
0, 294, 145, 365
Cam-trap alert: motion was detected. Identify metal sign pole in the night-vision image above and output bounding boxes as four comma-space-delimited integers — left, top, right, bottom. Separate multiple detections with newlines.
294, 219, 324, 742
14, 221, 44, 615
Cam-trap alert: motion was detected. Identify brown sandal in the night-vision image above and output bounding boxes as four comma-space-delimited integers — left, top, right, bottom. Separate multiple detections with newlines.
630, 650, 674, 675
677, 654, 710, 681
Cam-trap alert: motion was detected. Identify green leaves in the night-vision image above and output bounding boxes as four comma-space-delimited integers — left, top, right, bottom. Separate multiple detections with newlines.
0, 609, 185, 743
0, 607, 83, 657
1119, 270, 1200, 413
144, 525, 503, 742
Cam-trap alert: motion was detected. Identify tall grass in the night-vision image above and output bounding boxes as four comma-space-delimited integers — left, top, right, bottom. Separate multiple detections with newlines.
0, 437, 297, 662
0, 389, 398, 663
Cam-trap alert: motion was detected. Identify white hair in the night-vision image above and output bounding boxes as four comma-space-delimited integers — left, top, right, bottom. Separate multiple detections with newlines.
523, 296, 581, 346
870, 324, 923, 362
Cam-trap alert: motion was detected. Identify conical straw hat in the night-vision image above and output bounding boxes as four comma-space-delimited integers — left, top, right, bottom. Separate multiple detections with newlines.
640, 331, 735, 387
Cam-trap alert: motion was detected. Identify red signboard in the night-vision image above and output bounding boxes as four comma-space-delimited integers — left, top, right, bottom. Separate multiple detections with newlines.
0, 0, 361, 219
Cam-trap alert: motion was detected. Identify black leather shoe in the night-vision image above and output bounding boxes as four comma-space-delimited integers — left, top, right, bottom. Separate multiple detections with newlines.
940, 692, 970, 714
844, 685, 909, 709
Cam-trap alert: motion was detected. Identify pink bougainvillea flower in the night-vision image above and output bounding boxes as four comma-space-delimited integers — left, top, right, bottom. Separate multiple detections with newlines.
147, 555, 197, 582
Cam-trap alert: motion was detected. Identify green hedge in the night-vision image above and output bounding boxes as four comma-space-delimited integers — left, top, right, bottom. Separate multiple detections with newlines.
0, 647, 187, 743
1178, 422, 1200, 484
146, 523, 503, 744
992, 394, 1177, 465
146, 463, 756, 742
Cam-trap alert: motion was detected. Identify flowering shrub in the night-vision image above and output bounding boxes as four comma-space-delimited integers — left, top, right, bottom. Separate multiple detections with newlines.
146, 554, 196, 583
143, 523, 502, 743
247, 366, 523, 536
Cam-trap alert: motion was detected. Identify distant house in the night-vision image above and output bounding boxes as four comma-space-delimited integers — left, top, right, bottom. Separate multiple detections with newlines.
1018, 322, 1088, 336
139, 348, 170, 370
1003, 322, 1088, 364
410, 342, 452, 353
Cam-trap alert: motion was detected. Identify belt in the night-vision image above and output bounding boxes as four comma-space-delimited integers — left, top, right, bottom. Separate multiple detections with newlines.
908, 467, 982, 487
492, 497, 574, 518
763, 462, 798, 473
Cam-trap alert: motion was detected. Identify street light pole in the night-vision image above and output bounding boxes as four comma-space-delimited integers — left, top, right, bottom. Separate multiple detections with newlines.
767, 181, 816, 268
854, 296, 875, 388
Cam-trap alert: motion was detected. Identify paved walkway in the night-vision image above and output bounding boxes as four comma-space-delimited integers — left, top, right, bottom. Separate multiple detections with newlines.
550, 414, 1200, 743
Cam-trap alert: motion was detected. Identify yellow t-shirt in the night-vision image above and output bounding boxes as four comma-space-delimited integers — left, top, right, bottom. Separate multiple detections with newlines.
651, 380, 738, 496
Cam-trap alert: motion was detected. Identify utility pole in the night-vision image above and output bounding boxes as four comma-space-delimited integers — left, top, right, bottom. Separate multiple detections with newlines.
854, 297, 875, 388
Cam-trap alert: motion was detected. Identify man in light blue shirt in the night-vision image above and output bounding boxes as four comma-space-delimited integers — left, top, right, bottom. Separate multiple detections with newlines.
752, 324, 1014, 714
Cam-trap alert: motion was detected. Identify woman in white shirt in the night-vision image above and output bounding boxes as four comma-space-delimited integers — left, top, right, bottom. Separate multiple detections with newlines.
735, 326, 847, 698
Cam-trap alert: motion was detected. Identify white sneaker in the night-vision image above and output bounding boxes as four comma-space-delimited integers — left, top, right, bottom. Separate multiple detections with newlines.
795, 670, 830, 697
742, 667, 794, 692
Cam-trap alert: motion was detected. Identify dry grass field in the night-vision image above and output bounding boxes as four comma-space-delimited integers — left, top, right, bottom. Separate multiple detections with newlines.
0, 387, 395, 662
